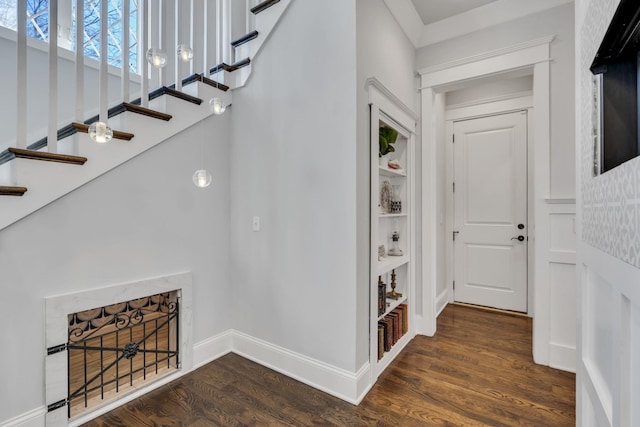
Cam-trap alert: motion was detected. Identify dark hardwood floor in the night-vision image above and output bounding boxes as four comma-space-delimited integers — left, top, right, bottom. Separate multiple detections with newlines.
83, 304, 575, 426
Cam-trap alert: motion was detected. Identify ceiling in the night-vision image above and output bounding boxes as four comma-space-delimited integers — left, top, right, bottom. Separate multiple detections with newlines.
410, 0, 501, 25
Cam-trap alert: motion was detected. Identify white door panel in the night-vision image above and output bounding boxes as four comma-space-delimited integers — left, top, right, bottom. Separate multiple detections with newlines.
454, 111, 527, 312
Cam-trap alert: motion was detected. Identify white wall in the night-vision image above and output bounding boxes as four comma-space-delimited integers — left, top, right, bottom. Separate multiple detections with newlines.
0, 115, 232, 423
229, 0, 359, 372
356, 0, 418, 369
576, 0, 640, 424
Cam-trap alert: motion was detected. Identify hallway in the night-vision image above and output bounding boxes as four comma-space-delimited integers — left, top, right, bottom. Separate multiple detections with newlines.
84, 304, 574, 426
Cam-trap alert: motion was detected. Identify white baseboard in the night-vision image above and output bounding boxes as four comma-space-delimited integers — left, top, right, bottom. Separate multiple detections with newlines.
549, 342, 576, 373
0, 407, 45, 427
436, 289, 449, 317
3, 329, 372, 426
231, 330, 370, 404
193, 330, 233, 369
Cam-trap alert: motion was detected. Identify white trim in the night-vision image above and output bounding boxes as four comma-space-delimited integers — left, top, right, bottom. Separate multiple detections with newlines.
420, 36, 555, 364
381, 0, 423, 47
549, 342, 576, 373
446, 91, 533, 112
192, 330, 233, 369
0, 407, 45, 427
419, 36, 555, 76
545, 198, 576, 204
384, 0, 568, 49
418, 1, 568, 48
436, 289, 448, 317
366, 77, 419, 126
420, 39, 553, 90
445, 95, 533, 121
232, 330, 371, 405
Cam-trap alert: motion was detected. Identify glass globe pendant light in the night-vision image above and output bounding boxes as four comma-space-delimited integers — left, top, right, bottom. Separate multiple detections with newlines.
88, 121, 113, 143
192, 169, 212, 188
193, 120, 212, 188
177, 44, 193, 62
209, 97, 226, 115
146, 47, 168, 68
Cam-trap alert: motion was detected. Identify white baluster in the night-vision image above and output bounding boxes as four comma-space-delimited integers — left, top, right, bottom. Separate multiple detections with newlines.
16, 0, 26, 149
175, 0, 182, 91
222, 0, 230, 65
48, 0, 59, 153
190, 0, 195, 75
75, 0, 84, 123
202, 0, 208, 77
158, 0, 165, 86
216, 0, 221, 67
99, 0, 108, 124
122, 0, 131, 102
140, 0, 149, 107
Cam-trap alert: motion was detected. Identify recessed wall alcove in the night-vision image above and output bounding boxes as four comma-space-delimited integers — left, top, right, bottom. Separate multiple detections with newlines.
44, 272, 193, 426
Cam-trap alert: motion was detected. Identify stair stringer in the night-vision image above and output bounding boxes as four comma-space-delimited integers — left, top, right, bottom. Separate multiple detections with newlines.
231, 0, 292, 87
0, 82, 232, 232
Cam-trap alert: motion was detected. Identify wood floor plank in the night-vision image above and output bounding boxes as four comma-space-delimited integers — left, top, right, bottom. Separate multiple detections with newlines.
83, 304, 575, 426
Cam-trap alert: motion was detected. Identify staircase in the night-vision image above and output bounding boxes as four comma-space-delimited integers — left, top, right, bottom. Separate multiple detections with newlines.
0, 0, 291, 231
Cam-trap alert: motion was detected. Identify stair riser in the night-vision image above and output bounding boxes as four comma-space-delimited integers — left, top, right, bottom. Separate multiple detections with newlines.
0, 160, 15, 186
181, 81, 232, 105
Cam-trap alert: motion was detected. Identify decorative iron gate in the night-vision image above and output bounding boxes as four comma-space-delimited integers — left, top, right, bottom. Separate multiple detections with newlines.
48, 292, 180, 418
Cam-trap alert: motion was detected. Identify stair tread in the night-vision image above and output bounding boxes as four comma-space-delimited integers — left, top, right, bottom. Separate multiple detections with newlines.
251, 0, 280, 14
72, 122, 135, 141
8, 147, 87, 165
210, 58, 251, 74
231, 30, 259, 48
162, 86, 204, 105
0, 186, 28, 196
123, 102, 172, 121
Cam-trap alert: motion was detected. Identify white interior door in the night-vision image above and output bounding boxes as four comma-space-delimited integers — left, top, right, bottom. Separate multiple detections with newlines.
453, 111, 527, 312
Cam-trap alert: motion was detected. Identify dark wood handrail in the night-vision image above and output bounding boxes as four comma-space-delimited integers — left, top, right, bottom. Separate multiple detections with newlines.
251, 0, 280, 15
8, 148, 88, 165
0, 186, 28, 196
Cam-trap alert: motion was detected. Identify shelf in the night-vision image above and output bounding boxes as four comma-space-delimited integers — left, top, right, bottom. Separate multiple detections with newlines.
379, 166, 406, 177
378, 294, 408, 321
379, 213, 407, 219
376, 331, 412, 372
377, 256, 409, 274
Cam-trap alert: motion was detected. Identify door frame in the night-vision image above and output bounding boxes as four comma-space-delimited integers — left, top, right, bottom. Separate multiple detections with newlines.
444, 99, 534, 315
417, 35, 554, 366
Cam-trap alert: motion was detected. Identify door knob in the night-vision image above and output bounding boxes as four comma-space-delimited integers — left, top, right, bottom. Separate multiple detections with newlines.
511, 235, 525, 242
518, 224, 525, 229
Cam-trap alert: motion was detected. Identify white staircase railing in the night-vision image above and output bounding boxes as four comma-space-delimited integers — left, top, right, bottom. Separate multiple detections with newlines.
0, 0, 291, 233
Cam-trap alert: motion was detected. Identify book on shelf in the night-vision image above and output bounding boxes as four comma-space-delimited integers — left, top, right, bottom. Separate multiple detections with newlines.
378, 281, 386, 317
377, 325, 384, 360
377, 305, 409, 359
